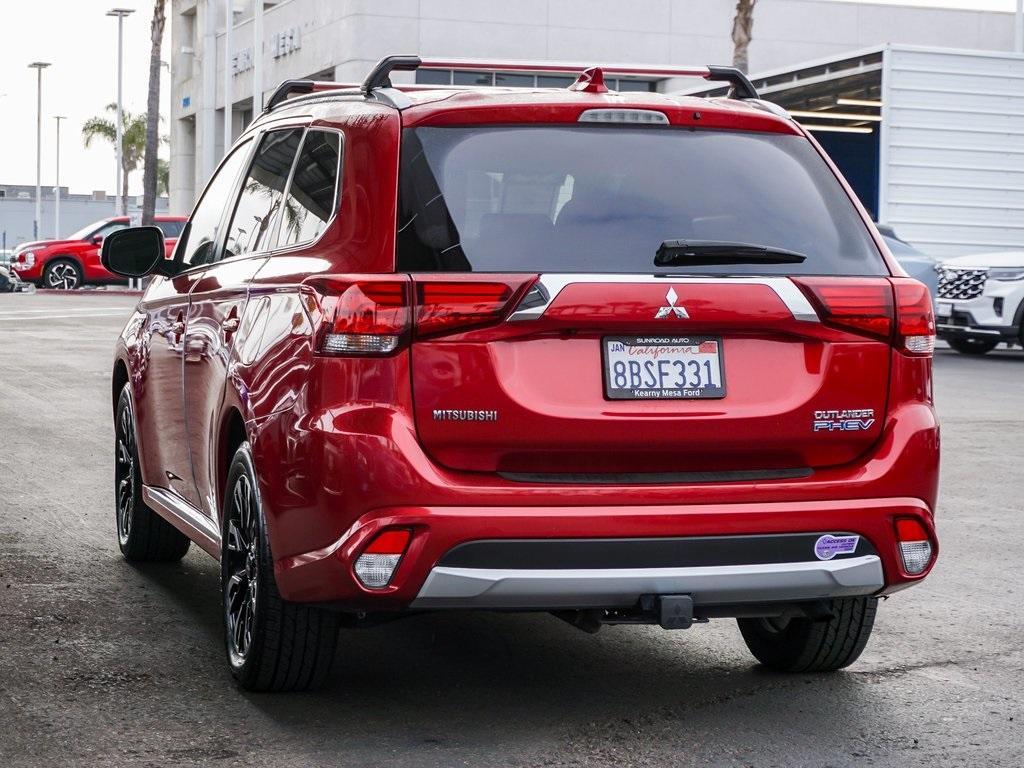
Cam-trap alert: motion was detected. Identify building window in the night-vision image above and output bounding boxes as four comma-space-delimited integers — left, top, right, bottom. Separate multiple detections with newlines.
417, 69, 658, 92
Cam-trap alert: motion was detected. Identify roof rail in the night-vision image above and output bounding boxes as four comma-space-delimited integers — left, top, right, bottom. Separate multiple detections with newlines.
263, 57, 761, 112
263, 78, 359, 112
360, 55, 760, 99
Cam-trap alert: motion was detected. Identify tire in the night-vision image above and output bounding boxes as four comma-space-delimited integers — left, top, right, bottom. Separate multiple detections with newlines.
41, 258, 84, 290
947, 336, 998, 355
737, 596, 878, 673
114, 385, 191, 561
222, 442, 340, 692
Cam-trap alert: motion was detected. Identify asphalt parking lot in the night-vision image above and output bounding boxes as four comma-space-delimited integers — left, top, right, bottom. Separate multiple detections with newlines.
0, 291, 1022, 767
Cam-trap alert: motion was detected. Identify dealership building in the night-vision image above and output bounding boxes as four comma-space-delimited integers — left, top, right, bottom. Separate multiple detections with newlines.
170, 0, 1024, 257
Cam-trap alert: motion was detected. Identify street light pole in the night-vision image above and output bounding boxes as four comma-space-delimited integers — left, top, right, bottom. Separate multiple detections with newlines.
28, 62, 50, 241
54, 115, 66, 239
253, 0, 263, 112
108, 8, 135, 217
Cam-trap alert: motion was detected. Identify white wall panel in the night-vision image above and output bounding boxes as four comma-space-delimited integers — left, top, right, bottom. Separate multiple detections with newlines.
881, 46, 1024, 259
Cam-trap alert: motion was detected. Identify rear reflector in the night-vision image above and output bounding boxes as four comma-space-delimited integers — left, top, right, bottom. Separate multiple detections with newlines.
794, 278, 893, 341
354, 529, 412, 588
895, 517, 933, 575
893, 278, 936, 356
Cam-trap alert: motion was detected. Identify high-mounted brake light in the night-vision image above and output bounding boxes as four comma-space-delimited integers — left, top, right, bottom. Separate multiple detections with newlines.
314, 278, 411, 356
895, 517, 933, 575
354, 529, 412, 588
893, 279, 936, 356
794, 278, 894, 341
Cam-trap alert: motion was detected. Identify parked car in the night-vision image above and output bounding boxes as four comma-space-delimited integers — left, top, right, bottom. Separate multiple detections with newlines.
876, 225, 938, 305
935, 251, 1024, 355
0, 262, 19, 293
10, 215, 186, 289
103, 57, 939, 691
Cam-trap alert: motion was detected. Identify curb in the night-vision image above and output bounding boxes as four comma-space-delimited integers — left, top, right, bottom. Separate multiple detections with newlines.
30, 288, 143, 296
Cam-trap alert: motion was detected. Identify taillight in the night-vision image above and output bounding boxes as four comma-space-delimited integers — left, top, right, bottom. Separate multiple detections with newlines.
794, 277, 893, 341
893, 278, 936, 356
312, 277, 411, 356
895, 517, 933, 575
354, 529, 411, 588
310, 275, 535, 355
414, 275, 535, 339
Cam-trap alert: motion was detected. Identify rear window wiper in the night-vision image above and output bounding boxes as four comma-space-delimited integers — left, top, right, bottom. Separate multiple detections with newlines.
655, 240, 807, 267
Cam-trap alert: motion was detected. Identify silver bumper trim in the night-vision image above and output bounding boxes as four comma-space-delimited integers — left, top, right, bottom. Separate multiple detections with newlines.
411, 555, 884, 609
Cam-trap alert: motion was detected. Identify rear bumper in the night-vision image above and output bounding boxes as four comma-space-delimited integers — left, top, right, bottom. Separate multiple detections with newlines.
412, 556, 884, 610
273, 496, 936, 610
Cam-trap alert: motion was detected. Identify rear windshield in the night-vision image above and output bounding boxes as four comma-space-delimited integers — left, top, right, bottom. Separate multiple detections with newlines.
396, 125, 885, 276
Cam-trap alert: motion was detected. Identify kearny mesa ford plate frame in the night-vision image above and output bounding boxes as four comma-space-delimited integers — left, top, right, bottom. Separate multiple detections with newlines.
602, 335, 726, 400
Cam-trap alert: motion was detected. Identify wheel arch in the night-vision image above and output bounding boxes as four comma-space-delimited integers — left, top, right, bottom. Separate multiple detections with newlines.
112, 358, 130, 416
218, 407, 249, 530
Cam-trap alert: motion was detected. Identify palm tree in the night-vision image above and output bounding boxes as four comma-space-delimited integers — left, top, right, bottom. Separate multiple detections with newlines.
82, 105, 147, 215
142, 0, 167, 225
157, 158, 170, 197
731, 0, 757, 74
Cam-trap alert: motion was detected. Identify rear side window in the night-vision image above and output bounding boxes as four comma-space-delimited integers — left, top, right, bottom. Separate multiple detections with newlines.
277, 130, 341, 248
396, 125, 885, 276
155, 221, 183, 238
224, 128, 304, 259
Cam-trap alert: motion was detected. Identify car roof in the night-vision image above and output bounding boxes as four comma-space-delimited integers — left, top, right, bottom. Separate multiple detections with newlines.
255, 85, 797, 136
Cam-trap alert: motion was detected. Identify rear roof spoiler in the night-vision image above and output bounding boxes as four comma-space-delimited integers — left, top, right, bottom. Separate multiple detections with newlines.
262, 56, 759, 114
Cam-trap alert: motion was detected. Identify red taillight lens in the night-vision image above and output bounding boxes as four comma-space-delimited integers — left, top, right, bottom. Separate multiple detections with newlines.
795, 278, 894, 341
415, 277, 532, 338
363, 529, 411, 555
893, 278, 936, 356
312, 277, 411, 356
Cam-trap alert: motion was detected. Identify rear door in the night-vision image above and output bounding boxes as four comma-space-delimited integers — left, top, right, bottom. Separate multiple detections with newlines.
183, 127, 305, 520
136, 139, 253, 502
397, 123, 893, 477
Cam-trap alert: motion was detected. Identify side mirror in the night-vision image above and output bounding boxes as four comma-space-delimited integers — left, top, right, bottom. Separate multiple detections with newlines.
101, 226, 174, 278
91, 234, 104, 246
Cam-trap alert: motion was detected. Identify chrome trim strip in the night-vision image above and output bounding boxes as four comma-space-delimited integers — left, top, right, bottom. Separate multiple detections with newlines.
411, 555, 883, 609
143, 485, 221, 556
506, 273, 819, 323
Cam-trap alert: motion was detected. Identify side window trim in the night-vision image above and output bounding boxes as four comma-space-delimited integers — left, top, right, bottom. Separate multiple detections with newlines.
270, 126, 344, 254
222, 125, 308, 262
174, 137, 255, 274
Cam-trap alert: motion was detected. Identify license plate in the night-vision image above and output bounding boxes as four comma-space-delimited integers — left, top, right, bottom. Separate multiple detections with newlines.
603, 336, 725, 400
936, 301, 953, 321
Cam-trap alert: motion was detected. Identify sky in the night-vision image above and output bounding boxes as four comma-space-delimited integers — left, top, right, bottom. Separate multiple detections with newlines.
0, 0, 1018, 196
0, 0, 171, 198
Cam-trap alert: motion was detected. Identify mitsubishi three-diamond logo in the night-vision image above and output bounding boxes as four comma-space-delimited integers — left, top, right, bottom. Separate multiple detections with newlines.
654, 287, 689, 319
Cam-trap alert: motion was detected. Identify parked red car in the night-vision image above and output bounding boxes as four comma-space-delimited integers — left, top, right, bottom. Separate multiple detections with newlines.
11, 215, 185, 289
103, 57, 939, 691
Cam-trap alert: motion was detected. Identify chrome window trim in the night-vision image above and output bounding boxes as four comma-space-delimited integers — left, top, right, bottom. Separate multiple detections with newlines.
506, 273, 819, 323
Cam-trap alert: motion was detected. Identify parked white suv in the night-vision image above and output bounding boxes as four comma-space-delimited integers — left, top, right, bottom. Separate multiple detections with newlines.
935, 252, 1024, 355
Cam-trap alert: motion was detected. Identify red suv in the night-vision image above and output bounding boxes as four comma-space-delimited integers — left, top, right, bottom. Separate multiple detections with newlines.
11, 215, 185, 289
103, 57, 939, 691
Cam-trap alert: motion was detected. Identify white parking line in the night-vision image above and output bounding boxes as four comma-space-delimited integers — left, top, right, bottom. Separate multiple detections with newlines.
0, 306, 133, 316
0, 311, 131, 321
